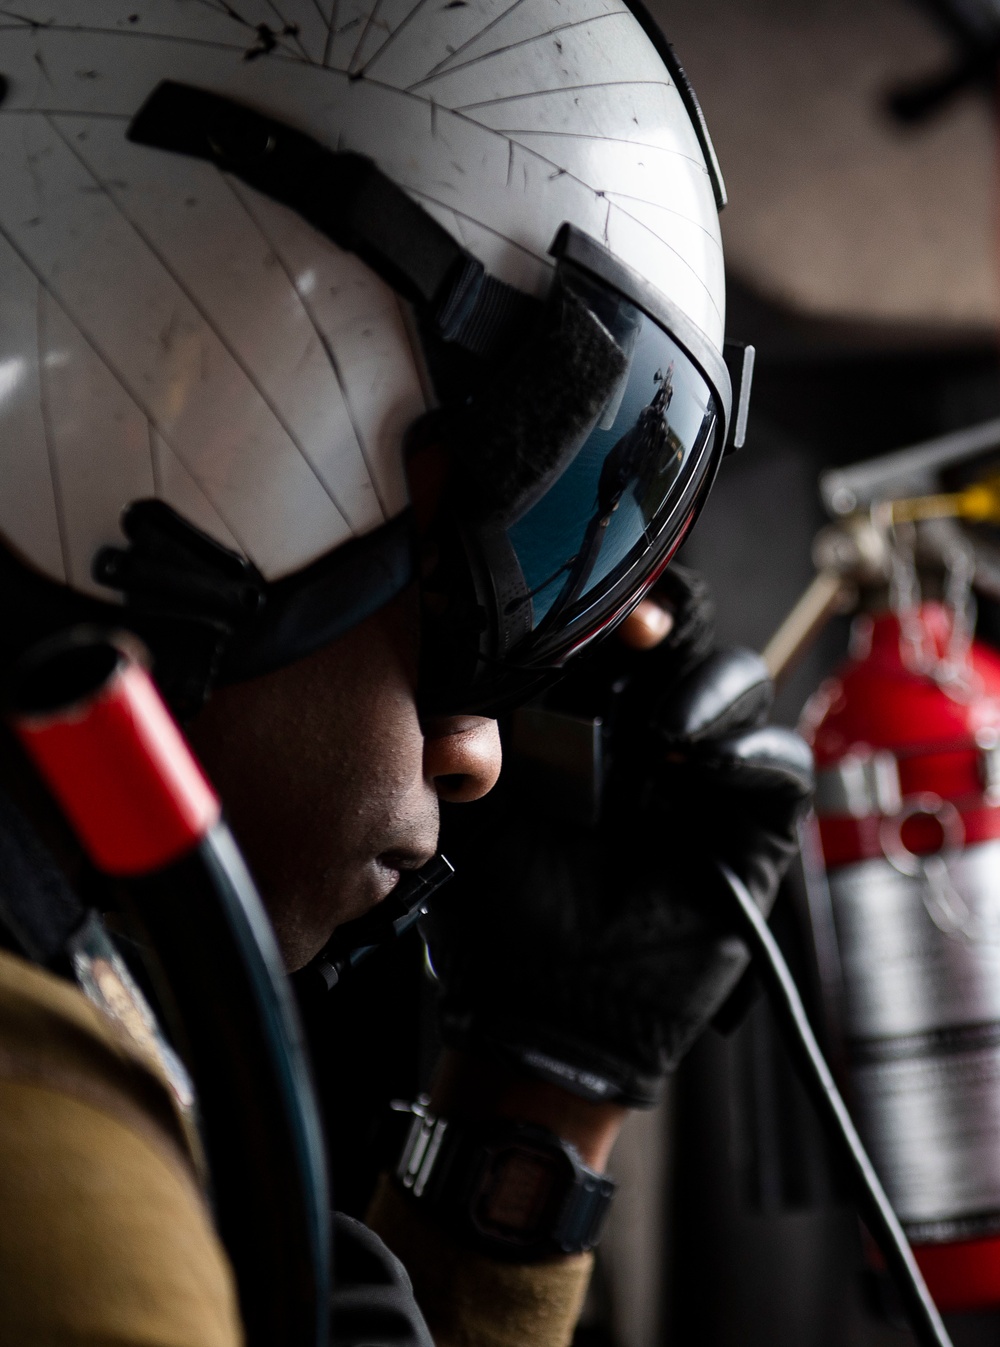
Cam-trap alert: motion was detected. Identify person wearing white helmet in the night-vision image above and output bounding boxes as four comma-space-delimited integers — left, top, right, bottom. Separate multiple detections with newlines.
0, 3, 812, 1346
0, 0, 734, 708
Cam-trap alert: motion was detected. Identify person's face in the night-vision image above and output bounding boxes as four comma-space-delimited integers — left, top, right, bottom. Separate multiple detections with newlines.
188, 586, 501, 970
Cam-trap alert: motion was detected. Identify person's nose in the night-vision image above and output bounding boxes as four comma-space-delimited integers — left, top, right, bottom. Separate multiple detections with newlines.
423, 716, 502, 803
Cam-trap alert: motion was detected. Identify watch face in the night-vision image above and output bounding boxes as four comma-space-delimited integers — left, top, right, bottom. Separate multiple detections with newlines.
471, 1143, 571, 1244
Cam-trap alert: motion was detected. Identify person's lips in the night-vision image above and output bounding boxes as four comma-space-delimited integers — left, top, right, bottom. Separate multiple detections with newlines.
372, 847, 435, 902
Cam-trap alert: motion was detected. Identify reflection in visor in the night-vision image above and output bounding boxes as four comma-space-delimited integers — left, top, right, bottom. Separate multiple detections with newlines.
504, 305, 716, 638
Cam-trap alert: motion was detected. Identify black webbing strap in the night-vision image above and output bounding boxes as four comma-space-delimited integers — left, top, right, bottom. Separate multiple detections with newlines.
127, 81, 533, 358
0, 788, 85, 966
444, 273, 541, 360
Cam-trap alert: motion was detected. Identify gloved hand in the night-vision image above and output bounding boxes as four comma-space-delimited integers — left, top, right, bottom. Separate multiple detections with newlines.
425, 568, 815, 1108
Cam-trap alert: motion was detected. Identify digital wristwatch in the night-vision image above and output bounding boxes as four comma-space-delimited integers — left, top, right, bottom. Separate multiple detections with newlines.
385, 1099, 615, 1261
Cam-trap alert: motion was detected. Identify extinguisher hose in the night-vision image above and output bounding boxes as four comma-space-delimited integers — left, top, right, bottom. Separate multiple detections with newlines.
716, 861, 954, 1347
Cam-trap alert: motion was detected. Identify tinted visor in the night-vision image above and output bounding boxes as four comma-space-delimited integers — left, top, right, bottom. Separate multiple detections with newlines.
418, 232, 727, 715
501, 284, 716, 644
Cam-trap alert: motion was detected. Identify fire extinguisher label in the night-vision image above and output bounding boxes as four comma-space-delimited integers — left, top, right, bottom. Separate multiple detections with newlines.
830, 845, 1000, 1232
853, 1042, 1000, 1235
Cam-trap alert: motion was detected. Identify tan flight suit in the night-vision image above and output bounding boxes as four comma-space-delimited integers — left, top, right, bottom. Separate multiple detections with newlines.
368, 1180, 592, 1347
0, 946, 241, 1347
0, 944, 590, 1347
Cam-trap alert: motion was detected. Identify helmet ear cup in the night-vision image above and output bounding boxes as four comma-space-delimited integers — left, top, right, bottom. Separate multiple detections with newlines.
91, 500, 265, 703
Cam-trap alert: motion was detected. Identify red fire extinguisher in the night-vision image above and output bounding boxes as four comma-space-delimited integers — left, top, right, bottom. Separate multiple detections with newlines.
804, 598, 1000, 1311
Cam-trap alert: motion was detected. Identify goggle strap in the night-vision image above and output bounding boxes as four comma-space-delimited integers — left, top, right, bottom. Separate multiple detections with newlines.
128, 80, 480, 317
438, 272, 541, 359
128, 81, 542, 363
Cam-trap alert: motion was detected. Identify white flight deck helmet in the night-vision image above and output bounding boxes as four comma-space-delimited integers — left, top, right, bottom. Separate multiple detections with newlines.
0, 0, 745, 713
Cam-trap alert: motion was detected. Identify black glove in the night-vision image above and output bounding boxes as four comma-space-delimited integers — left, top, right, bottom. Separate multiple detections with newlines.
426, 569, 815, 1108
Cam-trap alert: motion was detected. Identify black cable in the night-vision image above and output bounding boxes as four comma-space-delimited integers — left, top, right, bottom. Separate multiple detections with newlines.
715, 861, 953, 1347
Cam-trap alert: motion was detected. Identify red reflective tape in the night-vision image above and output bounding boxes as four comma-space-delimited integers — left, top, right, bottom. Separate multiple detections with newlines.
818, 806, 1000, 868
913, 1235, 1000, 1312
14, 662, 220, 876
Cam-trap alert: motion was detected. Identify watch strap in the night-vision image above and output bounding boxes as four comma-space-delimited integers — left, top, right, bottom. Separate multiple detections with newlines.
386, 1100, 614, 1261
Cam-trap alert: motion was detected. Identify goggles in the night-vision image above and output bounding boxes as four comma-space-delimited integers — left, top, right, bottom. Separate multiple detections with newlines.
103, 82, 751, 714
412, 224, 746, 713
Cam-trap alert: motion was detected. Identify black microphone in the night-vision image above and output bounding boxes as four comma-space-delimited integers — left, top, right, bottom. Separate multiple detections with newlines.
310, 853, 455, 990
